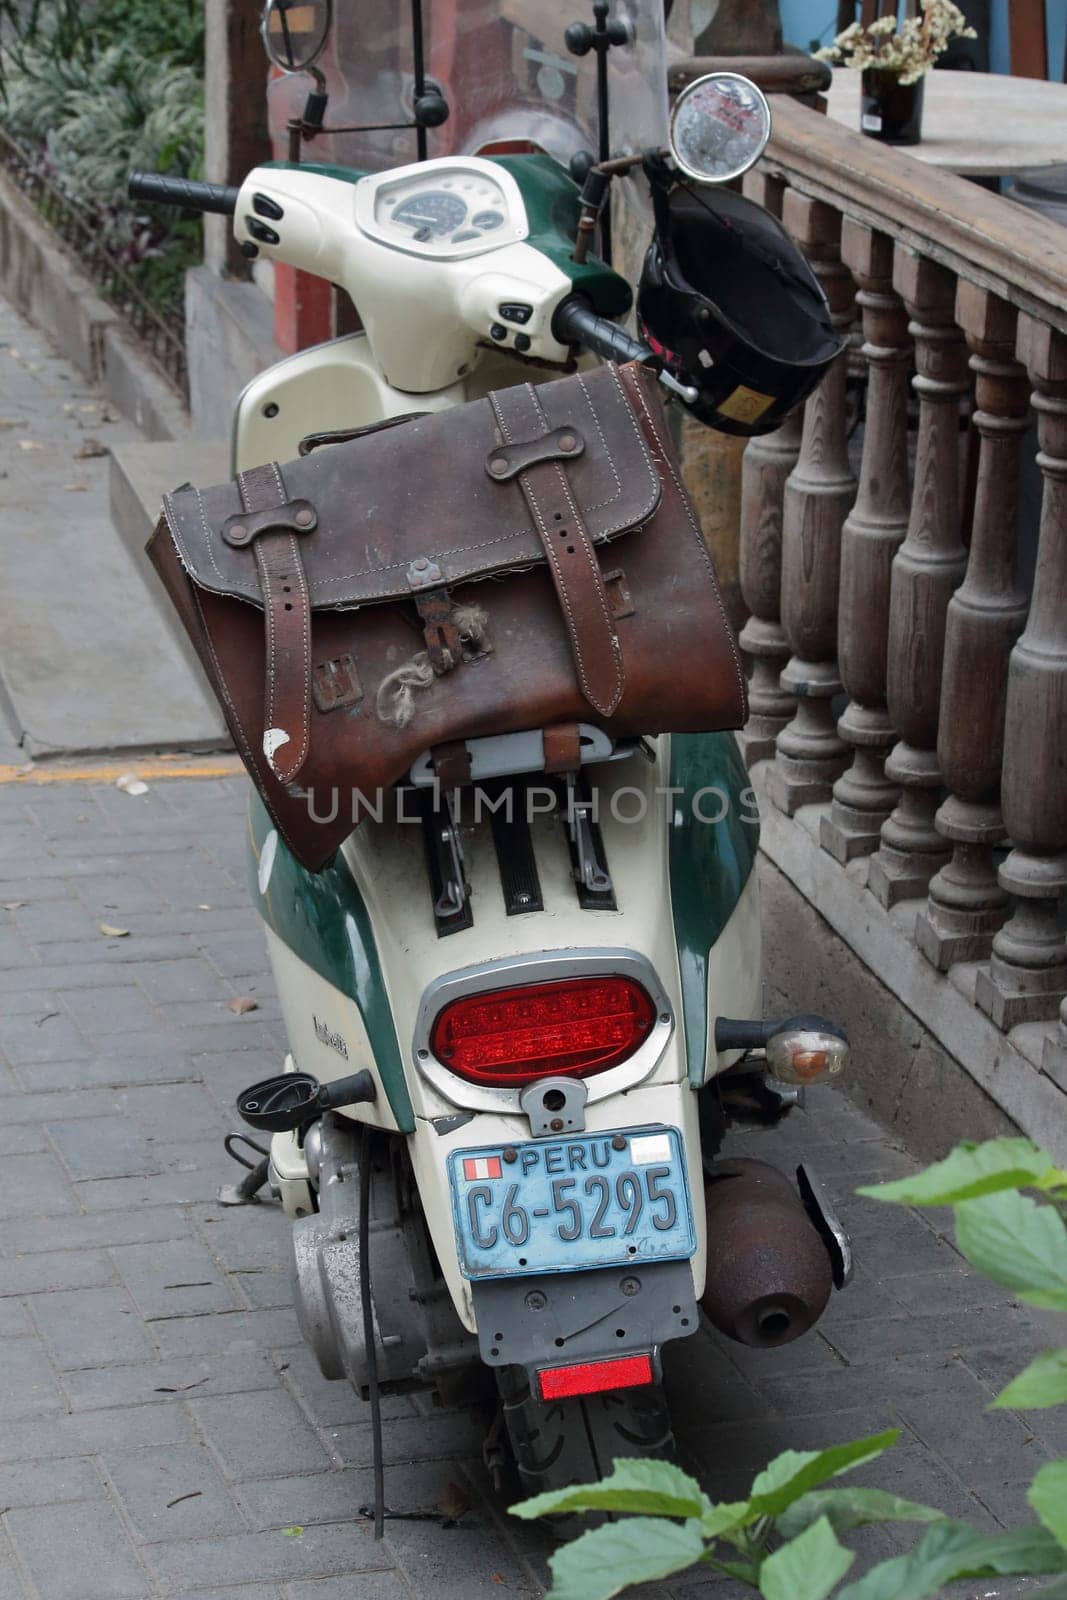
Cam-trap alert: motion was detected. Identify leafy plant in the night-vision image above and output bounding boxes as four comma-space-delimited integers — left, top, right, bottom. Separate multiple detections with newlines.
512, 1136, 1067, 1600
0, 0, 205, 316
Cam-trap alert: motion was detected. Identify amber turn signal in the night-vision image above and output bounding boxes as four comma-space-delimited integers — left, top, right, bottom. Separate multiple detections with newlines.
766, 1028, 849, 1086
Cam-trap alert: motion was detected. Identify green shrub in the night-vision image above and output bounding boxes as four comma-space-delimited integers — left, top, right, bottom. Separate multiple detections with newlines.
0, 0, 205, 315
514, 1136, 1067, 1600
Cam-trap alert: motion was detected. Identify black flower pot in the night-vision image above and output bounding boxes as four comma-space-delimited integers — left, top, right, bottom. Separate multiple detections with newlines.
860, 67, 925, 145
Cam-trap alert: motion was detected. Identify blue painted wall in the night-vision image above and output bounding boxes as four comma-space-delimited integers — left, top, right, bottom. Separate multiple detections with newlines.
780, 0, 1065, 79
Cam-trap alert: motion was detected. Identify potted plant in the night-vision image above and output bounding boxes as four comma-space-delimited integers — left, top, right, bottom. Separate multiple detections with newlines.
816, 1, 977, 146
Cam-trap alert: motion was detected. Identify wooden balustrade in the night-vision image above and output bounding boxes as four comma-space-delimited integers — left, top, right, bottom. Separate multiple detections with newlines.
764, 194, 856, 815
737, 170, 800, 767
820, 222, 910, 862
737, 93, 1067, 1065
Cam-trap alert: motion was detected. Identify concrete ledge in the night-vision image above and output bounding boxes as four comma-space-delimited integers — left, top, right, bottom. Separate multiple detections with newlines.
185, 265, 281, 441
755, 767, 1067, 1163
0, 167, 189, 440
109, 440, 231, 744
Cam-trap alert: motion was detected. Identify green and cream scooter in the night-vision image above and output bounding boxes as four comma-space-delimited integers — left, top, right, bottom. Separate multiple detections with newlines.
131, 0, 851, 1501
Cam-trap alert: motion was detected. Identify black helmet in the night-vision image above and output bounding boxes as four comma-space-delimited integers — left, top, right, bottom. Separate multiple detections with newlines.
637, 176, 843, 436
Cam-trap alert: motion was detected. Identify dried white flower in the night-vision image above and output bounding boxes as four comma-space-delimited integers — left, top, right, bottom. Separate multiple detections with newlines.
819, 0, 976, 79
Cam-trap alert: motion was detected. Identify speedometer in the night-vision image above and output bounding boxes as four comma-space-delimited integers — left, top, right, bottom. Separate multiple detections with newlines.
392, 191, 467, 237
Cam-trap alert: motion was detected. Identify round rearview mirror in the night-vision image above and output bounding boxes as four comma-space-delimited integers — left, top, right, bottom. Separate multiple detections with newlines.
669, 72, 771, 184
261, 0, 331, 73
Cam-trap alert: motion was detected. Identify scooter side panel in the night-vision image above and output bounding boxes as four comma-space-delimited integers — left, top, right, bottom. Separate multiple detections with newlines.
668, 732, 761, 1085
247, 793, 416, 1132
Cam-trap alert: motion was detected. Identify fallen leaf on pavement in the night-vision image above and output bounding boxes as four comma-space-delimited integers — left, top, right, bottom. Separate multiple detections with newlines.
64, 483, 88, 492
2, 902, 24, 911
198, 903, 211, 910
18, 439, 42, 451
229, 996, 258, 1015
165, 1491, 202, 1509
281, 1527, 304, 1538
0, 418, 25, 429
116, 772, 149, 796
99, 923, 130, 938
438, 1482, 470, 1522
74, 437, 108, 459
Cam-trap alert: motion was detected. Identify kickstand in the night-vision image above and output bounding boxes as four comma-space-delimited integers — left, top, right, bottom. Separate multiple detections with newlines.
218, 1133, 271, 1206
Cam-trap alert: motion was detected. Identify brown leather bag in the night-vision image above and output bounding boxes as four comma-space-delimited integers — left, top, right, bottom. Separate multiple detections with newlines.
148, 360, 745, 869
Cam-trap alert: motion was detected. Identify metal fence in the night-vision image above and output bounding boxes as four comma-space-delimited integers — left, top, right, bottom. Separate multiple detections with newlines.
0, 122, 188, 396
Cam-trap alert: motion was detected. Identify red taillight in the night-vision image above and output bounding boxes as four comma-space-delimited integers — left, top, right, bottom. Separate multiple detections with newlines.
538, 1353, 654, 1400
430, 976, 656, 1088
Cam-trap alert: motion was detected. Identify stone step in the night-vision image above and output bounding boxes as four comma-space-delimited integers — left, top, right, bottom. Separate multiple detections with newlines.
108, 439, 232, 753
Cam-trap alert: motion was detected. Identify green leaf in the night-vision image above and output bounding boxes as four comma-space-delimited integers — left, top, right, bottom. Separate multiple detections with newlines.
759, 1516, 854, 1600
994, 1350, 1067, 1410
776, 1487, 949, 1541
1031, 1463, 1067, 1549
956, 1189, 1067, 1311
544, 1516, 707, 1600
838, 1520, 1067, 1600
510, 1457, 710, 1522
747, 1431, 900, 1519
701, 1501, 752, 1538
858, 1138, 1057, 1206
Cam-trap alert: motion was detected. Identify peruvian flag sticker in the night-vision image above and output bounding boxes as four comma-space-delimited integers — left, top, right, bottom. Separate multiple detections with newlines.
463, 1155, 502, 1181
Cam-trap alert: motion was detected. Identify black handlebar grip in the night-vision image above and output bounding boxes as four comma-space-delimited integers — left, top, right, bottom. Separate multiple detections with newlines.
127, 171, 240, 215
552, 296, 651, 366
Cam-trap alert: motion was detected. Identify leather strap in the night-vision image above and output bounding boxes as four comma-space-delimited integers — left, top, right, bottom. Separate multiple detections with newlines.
542, 723, 582, 773
431, 740, 473, 788
236, 463, 312, 786
489, 384, 623, 718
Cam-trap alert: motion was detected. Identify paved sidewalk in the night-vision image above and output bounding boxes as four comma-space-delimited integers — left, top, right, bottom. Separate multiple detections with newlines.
0, 768, 1060, 1600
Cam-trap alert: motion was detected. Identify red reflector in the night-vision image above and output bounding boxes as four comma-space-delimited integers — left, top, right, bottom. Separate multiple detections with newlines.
430, 976, 655, 1088
538, 1354, 654, 1401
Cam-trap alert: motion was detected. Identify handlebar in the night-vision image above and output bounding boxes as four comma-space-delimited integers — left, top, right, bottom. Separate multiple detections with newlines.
552, 298, 699, 404
128, 171, 240, 215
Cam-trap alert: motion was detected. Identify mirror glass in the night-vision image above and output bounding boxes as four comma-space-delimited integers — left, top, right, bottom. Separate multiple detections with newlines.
669, 72, 771, 183
261, 0, 332, 72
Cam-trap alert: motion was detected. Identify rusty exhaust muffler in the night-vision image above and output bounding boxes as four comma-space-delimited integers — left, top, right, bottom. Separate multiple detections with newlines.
700, 1158, 833, 1348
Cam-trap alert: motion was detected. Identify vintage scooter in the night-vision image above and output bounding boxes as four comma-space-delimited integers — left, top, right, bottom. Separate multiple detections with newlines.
130, 0, 852, 1512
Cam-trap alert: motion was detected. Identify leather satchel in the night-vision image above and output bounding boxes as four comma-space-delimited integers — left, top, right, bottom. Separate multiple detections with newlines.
148, 360, 746, 870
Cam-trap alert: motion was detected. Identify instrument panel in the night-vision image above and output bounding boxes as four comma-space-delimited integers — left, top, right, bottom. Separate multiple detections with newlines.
357, 158, 528, 260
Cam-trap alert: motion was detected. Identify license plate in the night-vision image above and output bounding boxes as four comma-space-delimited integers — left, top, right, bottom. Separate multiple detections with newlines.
448, 1125, 695, 1280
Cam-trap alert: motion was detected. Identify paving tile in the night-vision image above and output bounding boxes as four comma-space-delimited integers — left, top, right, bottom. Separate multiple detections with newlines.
189, 1388, 332, 1478
4, 1501, 152, 1600
110, 1235, 238, 1319
329, 1413, 487, 1468
383, 1517, 539, 1598
0, 1457, 106, 1508
128, 957, 235, 1003
114, 1081, 224, 1142
104, 1441, 247, 1541
60, 982, 160, 1036
239, 1461, 474, 1533
0, 1337, 64, 1419
9, 1208, 189, 1254
0, 1399, 195, 1462
147, 1523, 395, 1590
30, 1286, 156, 1369
62, 1350, 278, 1411
0, 1013, 90, 1066
46, 1114, 158, 1180
0, 1301, 30, 1338
0, 1151, 77, 1215
285, 1577, 412, 1600
150, 1306, 305, 1359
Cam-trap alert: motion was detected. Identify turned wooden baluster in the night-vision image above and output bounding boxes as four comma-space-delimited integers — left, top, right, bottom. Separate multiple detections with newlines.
738, 168, 800, 766
975, 317, 1067, 1028
821, 222, 909, 862
867, 254, 969, 908
739, 410, 804, 766
766, 195, 856, 814
916, 286, 1030, 970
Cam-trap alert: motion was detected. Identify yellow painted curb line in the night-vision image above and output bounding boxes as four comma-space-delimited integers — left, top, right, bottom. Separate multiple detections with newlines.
0, 754, 244, 785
